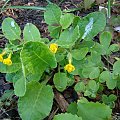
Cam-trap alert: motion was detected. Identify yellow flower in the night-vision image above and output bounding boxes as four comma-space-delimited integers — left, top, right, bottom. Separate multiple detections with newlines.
0, 51, 6, 62
3, 53, 12, 66
50, 43, 58, 53
64, 63, 75, 73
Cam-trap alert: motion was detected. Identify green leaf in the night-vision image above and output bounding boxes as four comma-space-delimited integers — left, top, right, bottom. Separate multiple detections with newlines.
84, 80, 99, 97
73, 16, 81, 27
48, 25, 62, 38
91, 42, 104, 55
55, 53, 65, 62
23, 23, 41, 41
78, 12, 106, 40
14, 68, 26, 97
53, 113, 82, 120
77, 102, 112, 120
0, 52, 21, 73
99, 71, 117, 89
71, 47, 88, 60
89, 67, 100, 79
53, 72, 68, 92
100, 31, 112, 55
108, 44, 120, 53
18, 81, 54, 120
99, 71, 107, 83
109, 94, 117, 102
113, 60, 120, 76
85, 51, 102, 68
60, 13, 74, 29
102, 95, 108, 103
2, 17, 21, 40
74, 82, 86, 92
82, 67, 100, 79
88, 80, 99, 91
57, 26, 80, 48
67, 102, 78, 115
44, 4, 62, 25
79, 41, 95, 49
6, 73, 17, 83
20, 41, 57, 79
84, 0, 95, 10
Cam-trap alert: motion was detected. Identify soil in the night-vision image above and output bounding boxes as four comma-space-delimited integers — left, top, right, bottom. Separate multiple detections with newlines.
0, 0, 120, 120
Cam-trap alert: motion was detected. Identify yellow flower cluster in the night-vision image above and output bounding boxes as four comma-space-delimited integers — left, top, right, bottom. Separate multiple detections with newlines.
49, 43, 58, 53
0, 51, 12, 66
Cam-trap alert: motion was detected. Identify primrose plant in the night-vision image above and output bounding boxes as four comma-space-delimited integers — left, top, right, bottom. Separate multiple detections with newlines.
0, 3, 120, 120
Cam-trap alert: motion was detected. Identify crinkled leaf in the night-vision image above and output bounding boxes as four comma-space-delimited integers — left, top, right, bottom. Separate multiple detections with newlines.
2, 17, 21, 40
20, 41, 57, 78
18, 81, 54, 120
23, 23, 41, 41
53, 72, 68, 92
53, 113, 82, 120
44, 4, 62, 25
77, 101, 112, 120
88, 80, 99, 91
74, 82, 86, 92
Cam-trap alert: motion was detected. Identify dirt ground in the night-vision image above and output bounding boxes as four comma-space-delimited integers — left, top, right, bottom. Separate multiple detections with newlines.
0, 0, 120, 120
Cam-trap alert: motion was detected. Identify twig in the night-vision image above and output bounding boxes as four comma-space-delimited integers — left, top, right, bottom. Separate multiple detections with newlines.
54, 90, 69, 112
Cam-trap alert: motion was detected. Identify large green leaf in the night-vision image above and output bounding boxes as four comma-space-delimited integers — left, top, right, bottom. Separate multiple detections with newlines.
0, 52, 21, 73
71, 47, 88, 60
60, 13, 74, 29
44, 4, 62, 25
20, 41, 57, 78
53, 113, 82, 120
23, 23, 41, 41
53, 72, 68, 92
2, 17, 21, 40
78, 12, 106, 40
57, 26, 80, 48
77, 102, 112, 120
100, 31, 112, 55
18, 81, 54, 120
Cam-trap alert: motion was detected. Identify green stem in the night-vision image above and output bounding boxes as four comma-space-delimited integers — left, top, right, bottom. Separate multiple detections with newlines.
6, 6, 46, 11
108, 0, 111, 19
